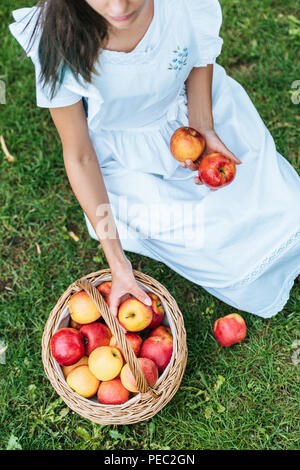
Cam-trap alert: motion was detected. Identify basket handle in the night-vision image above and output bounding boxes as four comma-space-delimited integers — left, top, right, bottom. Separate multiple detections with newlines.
74, 277, 160, 399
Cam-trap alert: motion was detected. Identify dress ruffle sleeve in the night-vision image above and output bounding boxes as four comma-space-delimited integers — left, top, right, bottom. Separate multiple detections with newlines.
183, 0, 224, 67
8, 6, 83, 108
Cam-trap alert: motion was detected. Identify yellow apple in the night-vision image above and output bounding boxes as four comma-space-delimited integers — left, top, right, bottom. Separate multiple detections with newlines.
66, 365, 100, 398
88, 346, 123, 381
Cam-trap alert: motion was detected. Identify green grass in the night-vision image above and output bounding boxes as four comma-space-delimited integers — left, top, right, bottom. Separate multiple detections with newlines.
0, 0, 299, 450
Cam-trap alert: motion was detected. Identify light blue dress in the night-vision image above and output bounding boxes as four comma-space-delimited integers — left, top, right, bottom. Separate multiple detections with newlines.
9, 0, 300, 318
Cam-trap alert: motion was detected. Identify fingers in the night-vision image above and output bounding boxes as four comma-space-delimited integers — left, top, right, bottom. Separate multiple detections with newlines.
130, 285, 152, 306
194, 175, 203, 185
225, 151, 242, 165
181, 159, 198, 171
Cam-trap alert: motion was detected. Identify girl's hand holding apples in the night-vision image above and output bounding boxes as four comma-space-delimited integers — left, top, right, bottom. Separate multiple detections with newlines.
179, 128, 242, 190
109, 257, 153, 320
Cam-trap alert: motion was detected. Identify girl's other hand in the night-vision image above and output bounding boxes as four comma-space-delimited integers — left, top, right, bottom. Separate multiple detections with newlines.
108, 257, 152, 327
180, 128, 242, 191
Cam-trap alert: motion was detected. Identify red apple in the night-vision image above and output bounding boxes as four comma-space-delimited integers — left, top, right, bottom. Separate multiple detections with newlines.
80, 322, 112, 356
170, 126, 205, 163
110, 332, 142, 357
50, 328, 85, 366
69, 319, 83, 330
149, 325, 172, 340
140, 335, 173, 373
120, 358, 158, 393
97, 377, 129, 405
198, 153, 236, 189
213, 313, 247, 347
148, 293, 165, 329
97, 281, 111, 297
105, 294, 111, 307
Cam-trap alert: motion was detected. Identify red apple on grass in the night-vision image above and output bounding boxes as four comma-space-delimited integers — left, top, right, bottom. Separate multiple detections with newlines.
120, 358, 158, 393
213, 313, 247, 347
170, 126, 206, 163
198, 153, 236, 189
118, 298, 153, 332
80, 322, 112, 356
148, 293, 165, 328
140, 335, 173, 373
97, 377, 129, 405
50, 328, 85, 366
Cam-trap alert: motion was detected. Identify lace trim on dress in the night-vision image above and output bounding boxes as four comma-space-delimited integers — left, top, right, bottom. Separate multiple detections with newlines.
227, 229, 300, 289
99, 46, 157, 64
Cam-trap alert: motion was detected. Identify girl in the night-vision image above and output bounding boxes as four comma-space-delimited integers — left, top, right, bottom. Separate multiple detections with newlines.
8, 0, 300, 318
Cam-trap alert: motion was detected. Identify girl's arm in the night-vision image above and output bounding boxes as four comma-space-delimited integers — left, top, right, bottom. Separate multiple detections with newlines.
49, 100, 152, 314
185, 64, 214, 133
184, 65, 241, 181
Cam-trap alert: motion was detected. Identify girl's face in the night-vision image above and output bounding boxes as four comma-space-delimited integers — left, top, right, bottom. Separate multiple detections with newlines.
85, 0, 151, 30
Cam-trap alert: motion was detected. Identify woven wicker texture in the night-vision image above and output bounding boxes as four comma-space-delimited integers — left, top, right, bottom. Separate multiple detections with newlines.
42, 269, 187, 425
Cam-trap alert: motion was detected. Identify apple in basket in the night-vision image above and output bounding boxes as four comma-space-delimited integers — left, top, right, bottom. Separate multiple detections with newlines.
68, 291, 101, 324
149, 325, 172, 340
118, 298, 153, 332
110, 332, 143, 357
170, 126, 205, 163
66, 364, 100, 398
88, 346, 123, 381
97, 281, 111, 297
62, 356, 89, 378
80, 322, 112, 355
140, 335, 173, 373
69, 319, 83, 330
120, 358, 159, 393
213, 313, 247, 347
148, 293, 165, 329
50, 328, 85, 366
198, 153, 236, 189
97, 377, 129, 405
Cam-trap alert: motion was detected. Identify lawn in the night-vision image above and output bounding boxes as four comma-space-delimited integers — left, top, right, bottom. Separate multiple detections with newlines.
0, 0, 299, 451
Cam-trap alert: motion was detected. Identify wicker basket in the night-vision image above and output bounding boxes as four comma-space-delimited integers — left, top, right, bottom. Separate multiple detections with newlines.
42, 268, 187, 425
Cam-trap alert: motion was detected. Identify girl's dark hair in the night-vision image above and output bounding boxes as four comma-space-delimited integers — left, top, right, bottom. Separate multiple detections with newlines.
21, 0, 110, 100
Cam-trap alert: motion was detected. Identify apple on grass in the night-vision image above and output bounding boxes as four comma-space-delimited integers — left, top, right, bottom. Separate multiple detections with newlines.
62, 356, 89, 378
110, 332, 142, 357
118, 298, 153, 332
198, 153, 236, 189
68, 290, 102, 325
170, 126, 206, 163
80, 322, 112, 356
66, 365, 100, 398
148, 293, 165, 329
149, 325, 172, 340
120, 358, 158, 393
88, 346, 123, 381
140, 335, 173, 373
50, 328, 85, 366
213, 313, 247, 347
97, 377, 129, 405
